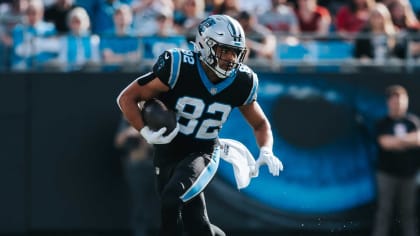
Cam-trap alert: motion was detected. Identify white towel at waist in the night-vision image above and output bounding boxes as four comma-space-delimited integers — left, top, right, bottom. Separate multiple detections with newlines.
219, 138, 257, 189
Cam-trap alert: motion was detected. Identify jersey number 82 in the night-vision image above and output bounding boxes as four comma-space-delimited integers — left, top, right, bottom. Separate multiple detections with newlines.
175, 96, 231, 140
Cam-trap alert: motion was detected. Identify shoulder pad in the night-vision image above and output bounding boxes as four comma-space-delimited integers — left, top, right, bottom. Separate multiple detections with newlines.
237, 64, 255, 78
153, 48, 182, 89
237, 65, 259, 105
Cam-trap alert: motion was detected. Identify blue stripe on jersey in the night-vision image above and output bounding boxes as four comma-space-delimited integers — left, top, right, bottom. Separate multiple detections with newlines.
180, 146, 220, 202
244, 72, 258, 105
196, 54, 236, 95
168, 49, 181, 89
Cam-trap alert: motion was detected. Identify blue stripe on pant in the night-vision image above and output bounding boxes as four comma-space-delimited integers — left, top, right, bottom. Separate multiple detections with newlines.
180, 146, 220, 202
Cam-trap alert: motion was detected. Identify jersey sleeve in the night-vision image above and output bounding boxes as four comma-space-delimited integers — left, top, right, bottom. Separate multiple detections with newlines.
241, 66, 259, 106
152, 48, 182, 90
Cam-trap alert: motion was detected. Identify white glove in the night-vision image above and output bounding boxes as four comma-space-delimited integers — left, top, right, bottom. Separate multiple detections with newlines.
251, 146, 283, 176
140, 123, 179, 144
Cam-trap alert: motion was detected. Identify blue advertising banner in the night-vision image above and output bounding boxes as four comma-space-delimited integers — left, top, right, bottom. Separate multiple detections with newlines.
218, 73, 388, 214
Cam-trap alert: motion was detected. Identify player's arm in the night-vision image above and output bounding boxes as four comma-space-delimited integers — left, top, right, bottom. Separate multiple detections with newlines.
239, 101, 273, 149
239, 101, 282, 176
117, 73, 169, 131
378, 134, 408, 151
378, 131, 420, 151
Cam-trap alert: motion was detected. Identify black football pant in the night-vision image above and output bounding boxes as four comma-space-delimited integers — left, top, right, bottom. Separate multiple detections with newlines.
155, 149, 223, 236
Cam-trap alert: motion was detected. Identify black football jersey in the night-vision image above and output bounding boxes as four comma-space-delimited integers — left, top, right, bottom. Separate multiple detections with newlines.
138, 48, 258, 165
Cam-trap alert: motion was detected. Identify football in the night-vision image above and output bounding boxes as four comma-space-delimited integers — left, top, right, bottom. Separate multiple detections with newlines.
140, 98, 177, 136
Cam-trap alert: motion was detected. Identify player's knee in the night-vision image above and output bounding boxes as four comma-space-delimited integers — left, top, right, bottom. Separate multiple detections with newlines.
160, 183, 184, 211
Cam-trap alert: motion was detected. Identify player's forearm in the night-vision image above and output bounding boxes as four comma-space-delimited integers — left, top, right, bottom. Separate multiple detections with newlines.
378, 135, 404, 150
379, 133, 418, 151
254, 120, 274, 149
117, 93, 144, 131
240, 102, 274, 149
401, 131, 420, 147
121, 106, 144, 131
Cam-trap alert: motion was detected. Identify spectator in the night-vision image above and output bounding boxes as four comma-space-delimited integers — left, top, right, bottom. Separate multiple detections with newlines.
203, 0, 224, 14
100, 4, 141, 71
0, 0, 29, 47
385, 0, 420, 59
238, 0, 271, 15
371, 84, 420, 236
335, 0, 376, 36
387, 0, 419, 30
91, 0, 126, 35
294, 0, 332, 37
10, 0, 57, 71
44, 0, 77, 34
353, 3, 397, 64
140, 9, 188, 62
393, 28, 420, 60
258, 0, 300, 35
172, 0, 184, 22
108, 3, 135, 36
114, 116, 158, 236
316, 0, 347, 17
236, 10, 277, 60
154, 8, 179, 37
0, 0, 29, 70
55, 7, 100, 71
174, 0, 207, 42
131, 0, 174, 36
211, 0, 241, 17
74, 0, 133, 21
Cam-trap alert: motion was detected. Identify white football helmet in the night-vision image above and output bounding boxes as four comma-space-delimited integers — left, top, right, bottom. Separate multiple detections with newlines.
195, 14, 247, 79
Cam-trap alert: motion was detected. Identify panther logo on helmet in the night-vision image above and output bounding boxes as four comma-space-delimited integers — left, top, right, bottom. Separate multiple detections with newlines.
198, 18, 216, 36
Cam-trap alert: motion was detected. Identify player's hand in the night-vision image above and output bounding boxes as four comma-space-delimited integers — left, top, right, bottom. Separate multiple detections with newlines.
252, 147, 283, 176
140, 123, 179, 144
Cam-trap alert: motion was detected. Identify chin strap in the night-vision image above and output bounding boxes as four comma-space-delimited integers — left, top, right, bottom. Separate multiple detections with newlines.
197, 46, 234, 79
213, 64, 231, 78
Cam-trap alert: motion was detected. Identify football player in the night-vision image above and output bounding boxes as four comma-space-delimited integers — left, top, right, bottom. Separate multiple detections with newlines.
117, 14, 283, 236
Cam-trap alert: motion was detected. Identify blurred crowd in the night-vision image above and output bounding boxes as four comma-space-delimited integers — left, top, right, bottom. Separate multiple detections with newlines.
0, 0, 420, 72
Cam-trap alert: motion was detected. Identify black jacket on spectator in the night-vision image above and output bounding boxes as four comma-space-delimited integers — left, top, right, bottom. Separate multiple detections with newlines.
353, 28, 394, 59
44, 4, 78, 34
393, 27, 420, 59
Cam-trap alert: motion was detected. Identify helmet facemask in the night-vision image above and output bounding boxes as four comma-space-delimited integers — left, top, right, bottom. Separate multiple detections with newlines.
203, 38, 247, 78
